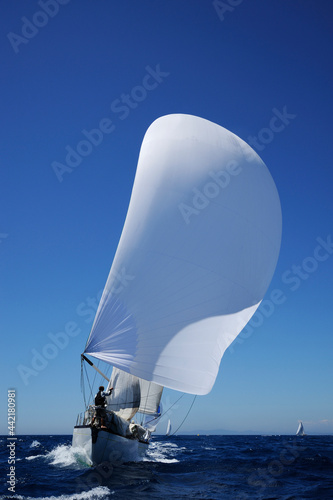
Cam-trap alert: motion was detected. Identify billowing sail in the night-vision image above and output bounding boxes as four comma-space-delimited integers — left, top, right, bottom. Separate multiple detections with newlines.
84, 114, 282, 395
166, 419, 172, 436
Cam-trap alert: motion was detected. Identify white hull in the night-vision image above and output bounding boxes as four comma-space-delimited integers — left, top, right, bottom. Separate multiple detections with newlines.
72, 426, 149, 466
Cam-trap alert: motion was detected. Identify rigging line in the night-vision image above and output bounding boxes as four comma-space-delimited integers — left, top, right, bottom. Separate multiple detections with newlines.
169, 395, 197, 437
80, 358, 84, 392
80, 359, 87, 408
91, 359, 99, 389
140, 380, 152, 416
83, 362, 94, 405
89, 357, 104, 394
161, 393, 186, 418
95, 359, 112, 390
107, 401, 140, 407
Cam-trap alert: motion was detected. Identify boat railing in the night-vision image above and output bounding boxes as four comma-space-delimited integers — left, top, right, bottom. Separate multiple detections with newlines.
76, 405, 96, 426
76, 412, 83, 426
76, 405, 132, 427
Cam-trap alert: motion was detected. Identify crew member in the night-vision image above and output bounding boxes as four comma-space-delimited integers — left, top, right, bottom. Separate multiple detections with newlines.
92, 385, 113, 429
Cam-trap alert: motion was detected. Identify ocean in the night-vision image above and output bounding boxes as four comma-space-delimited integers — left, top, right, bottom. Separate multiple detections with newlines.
1, 434, 332, 499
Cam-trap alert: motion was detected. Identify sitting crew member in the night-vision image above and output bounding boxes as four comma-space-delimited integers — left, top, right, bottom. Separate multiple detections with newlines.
92, 385, 113, 429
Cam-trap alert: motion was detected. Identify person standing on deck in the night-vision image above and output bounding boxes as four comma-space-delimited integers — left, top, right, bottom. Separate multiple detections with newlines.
92, 385, 113, 429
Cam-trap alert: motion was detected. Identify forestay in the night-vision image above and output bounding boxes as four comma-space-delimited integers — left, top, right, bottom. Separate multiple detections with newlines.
84, 114, 282, 395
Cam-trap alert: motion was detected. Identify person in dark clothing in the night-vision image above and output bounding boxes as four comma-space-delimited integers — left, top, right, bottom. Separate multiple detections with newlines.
92, 385, 113, 428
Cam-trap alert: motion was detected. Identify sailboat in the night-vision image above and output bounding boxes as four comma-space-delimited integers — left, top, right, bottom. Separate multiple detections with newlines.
296, 420, 305, 436
166, 419, 172, 437
72, 114, 282, 465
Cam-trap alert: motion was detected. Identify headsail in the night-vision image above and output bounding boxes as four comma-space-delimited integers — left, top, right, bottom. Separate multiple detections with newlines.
106, 367, 163, 421
138, 378, 163, 415
106, 367, 141, 421
84, 114, 282, 395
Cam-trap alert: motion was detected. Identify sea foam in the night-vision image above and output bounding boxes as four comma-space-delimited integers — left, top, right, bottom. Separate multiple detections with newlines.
30, 440, 41, 448
144, 440, 180, 463
25, 444, 91, 468
0, 486, 112, 500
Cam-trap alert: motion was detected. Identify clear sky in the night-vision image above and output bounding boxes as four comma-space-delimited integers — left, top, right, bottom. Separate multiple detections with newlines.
1, 1, 332, 436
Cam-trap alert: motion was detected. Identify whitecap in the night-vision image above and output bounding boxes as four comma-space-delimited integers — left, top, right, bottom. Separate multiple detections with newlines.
46, 444, 92, 467
24, 444, 91, 468
144, 440, 180, 463
0, 486, 112, 500
30, 440, 41, 448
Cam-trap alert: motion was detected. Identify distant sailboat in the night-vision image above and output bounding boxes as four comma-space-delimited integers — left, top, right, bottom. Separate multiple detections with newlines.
296, 420, 305, 436
166, 419, 172, 436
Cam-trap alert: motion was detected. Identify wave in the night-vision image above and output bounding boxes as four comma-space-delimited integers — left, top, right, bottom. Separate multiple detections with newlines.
0, 486, 112, 500
23, 438, 182, 466
144, 440, 180, 463
30, 440, 41, 448
26, 454, 44, 461
46, 444, 91, 467
24, 444, 91, 468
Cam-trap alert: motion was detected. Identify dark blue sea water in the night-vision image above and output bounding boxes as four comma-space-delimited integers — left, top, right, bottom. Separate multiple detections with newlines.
1, 434, 332, 499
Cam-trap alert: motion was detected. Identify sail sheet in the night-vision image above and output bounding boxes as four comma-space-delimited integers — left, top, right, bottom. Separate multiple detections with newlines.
84, 114, 282, 395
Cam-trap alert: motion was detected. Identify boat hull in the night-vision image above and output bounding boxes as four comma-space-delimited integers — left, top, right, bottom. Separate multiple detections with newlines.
72, 425, 149, 465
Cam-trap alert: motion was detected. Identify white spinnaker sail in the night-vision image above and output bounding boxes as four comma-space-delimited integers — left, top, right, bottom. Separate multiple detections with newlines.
84, 114, 282, 395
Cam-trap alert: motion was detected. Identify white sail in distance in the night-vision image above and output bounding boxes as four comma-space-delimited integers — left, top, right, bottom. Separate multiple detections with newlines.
296, 421, 305, 436
84, 114, 282, 395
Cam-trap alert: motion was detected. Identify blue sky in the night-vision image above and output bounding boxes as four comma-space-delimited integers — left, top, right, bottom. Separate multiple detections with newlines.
1, 1, 332, 436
